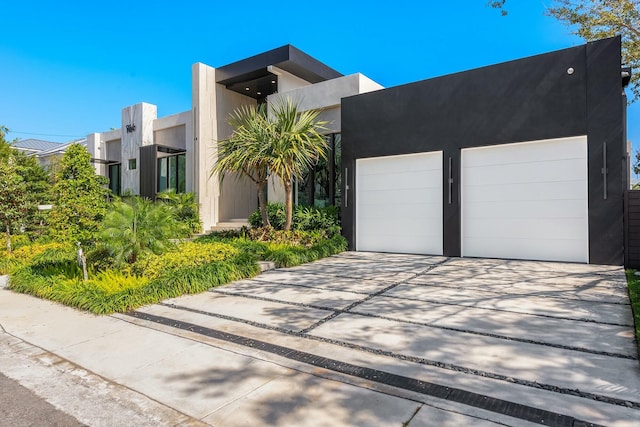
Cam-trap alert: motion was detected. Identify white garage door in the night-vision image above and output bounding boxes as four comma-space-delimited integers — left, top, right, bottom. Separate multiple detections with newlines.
461, 136, 589, 263
356, 152, 443, 255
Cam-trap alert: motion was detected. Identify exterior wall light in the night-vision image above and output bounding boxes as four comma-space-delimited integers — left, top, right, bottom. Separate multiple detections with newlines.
126, 124, 136, 133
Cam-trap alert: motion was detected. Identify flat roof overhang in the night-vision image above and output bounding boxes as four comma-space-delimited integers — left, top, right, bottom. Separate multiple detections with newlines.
216, 45, 343, 99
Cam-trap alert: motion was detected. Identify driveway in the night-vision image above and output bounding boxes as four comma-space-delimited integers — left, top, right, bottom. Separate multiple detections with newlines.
1, 253, 638, 426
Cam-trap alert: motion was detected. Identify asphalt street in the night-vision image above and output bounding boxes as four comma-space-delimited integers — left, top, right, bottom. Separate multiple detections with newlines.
0, 371, 83, 427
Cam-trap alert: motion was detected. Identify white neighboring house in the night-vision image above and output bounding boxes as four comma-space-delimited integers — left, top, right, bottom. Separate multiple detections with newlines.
11, 138, 87, 172
84, 45, 383, 232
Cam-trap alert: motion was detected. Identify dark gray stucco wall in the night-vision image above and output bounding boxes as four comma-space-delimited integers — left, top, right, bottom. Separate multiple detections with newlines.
341, 37, 625, 265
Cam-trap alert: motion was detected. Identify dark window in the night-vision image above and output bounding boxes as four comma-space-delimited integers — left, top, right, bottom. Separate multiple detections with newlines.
128, 158, 137, 170
108, 163, 121, 196
296, 133, 341, 207
157, 153, 186, 194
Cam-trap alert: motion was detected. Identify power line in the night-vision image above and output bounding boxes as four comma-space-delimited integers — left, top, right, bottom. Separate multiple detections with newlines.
9, 131, 85, 138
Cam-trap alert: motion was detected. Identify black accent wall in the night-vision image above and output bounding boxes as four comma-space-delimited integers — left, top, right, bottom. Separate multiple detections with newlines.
140, 145, 158, 200
341, 37, 625, 265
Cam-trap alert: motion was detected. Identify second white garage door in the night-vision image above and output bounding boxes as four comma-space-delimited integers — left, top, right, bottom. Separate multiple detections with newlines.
356, 151, 443, 255
461, 136, 589, 263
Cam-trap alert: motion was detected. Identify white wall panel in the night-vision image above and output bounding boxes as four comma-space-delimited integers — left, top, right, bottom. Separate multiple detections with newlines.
461, 136, 589, 263
356, 152, 443, 255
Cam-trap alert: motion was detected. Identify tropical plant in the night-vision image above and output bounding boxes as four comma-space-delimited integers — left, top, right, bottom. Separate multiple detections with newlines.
156, 190, 202, 235
212, 104, 272, 227
214, 98, 328, 231
266, 97, 328, 230
249, 202, 340, 233
48, 143, 109, 244
98, 196, 183, 265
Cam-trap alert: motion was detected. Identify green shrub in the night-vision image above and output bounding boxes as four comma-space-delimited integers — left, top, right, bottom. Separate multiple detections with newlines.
0, 242, 73, 274
249, 203, 287, 229
9, 242, 260, 315
136, 241, 240, 280
99, 196, 184, 265
1, 234, 30, 251
156, 191, 202, 235
248, 203, 341, 231
264, 234, 347, 267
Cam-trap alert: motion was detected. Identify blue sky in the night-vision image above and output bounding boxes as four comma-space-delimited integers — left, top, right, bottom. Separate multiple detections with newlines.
1, 1, 637, 156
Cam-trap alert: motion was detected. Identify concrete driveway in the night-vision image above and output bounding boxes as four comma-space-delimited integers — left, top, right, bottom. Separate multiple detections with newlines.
1, 253, 638, 426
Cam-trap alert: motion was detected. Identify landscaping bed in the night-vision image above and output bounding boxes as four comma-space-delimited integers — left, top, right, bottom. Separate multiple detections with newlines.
3, 227, 346, 315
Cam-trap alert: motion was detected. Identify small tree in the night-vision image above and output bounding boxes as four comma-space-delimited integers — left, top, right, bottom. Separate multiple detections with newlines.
48, 143, 109, 244
0, 161, 28, 252
213, 99, 328, 231
268, 98, 328, 231
0, 126, 51, 247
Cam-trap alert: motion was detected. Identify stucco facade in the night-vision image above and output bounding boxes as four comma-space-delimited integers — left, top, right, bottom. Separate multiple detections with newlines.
87, 45, 383, 232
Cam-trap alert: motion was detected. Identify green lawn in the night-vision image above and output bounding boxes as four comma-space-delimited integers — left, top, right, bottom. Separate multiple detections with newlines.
625, 270, 640, 355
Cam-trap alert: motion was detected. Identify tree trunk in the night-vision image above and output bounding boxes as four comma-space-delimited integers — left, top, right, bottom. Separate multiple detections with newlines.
284, 180, 293, 231
257, 181, 271, 228
5, 225, 11, 254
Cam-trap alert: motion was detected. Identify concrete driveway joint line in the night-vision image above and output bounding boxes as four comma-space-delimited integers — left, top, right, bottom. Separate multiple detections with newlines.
125, 310, 606, 427
212, 284, 636, 361
298, 257, 452, 334
210, 286, 636, 360
130, 304, 640, 410
380, 290, 633, 327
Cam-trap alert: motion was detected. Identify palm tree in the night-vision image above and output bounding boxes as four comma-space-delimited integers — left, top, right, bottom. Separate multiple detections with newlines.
267, 97, 328, 230
212, 98, 328, 231
211, 104, 273, 227
99, 197, 182, 265
156, 190, 202, 235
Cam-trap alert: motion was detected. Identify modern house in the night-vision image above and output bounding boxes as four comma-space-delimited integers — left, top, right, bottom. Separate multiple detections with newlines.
86, 37, 630, 265
85, 45, 382, 232
342, 36, 629, 266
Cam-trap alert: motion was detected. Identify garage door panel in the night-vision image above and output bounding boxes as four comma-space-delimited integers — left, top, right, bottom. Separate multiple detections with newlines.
358, 233, 438, 255
462, 136, 588, 263
358, 201, 442, 220
463, 136, 587, 167
463, 159, 587, 186
463, 237, 587, 263
464, 218, 588, 240
357, 170, 441, 192
465, 199, 587, 220
358, 154, 441, 175
358, 187, 442, 206
463, 180, 586, 202
356, 151, 443, 255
